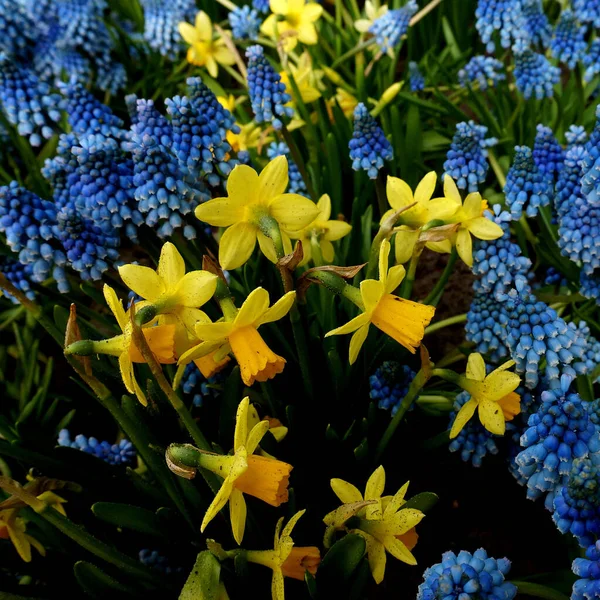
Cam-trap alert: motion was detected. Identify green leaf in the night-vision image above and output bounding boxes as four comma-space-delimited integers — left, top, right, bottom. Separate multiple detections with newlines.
316, 533, 366, 596
179, 551, 222, 600
92, 502, 164, 537
219, 366, 243, 446
305, 569, 318, 598
441, 17, 462, 61
513, 581, 570, 600
403, 492, 439, 513
74, 561, 137, 598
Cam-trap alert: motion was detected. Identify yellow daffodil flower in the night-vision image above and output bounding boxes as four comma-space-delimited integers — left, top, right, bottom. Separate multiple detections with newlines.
179, 287, 296, 386
118, 242, 217, 341
0, 491, 66, 562
247, 403, 289, 452
217, 95, 237, 112
325, 466, 424, 584
195, 156, 319, 270
246, 510, 320, 600
226, 122, 268, 157
382, 172, 458, 264
280, 52, 323, 105
450, 353, 521, 439
65, 285, 177, 405
178, 11, 235, 78
192, 397, 292, 544
325, 240, 435, 364
333, 87, 359, 119
354, 0, 388, 32
288, 194, 352, 265
261, 0, 323, 52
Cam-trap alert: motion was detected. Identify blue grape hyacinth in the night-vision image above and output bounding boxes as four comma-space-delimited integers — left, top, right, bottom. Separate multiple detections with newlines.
417, 548, 517, 600
522, 0, 552, 48
0, 255, 35, 302
140, 0, 196, 59
582, 105, 600, 206
349, 103, 393, 179
550, 9, 587, 70
443, 121, 497, 192
246, 45, 294, 130
448, 392, 500, 467
533, 124, 564, 183
513, 41, 560, 100
553, 458, 600, 548
515, 375, 600, 508
266, 142, 307, 196
573, 0, 600, 28
369, 361, 416, 416
572, 541, 600, 600
465, 290, 509, 361
408, 61, 425, 92
475, 0, 527, 52
181, 363, 224, 408
458, 56, 506, 91
369, 1, 418, 55
252, 0, 270, 13
504, 145, 553, 219
229, 5, 261, 41
584, 40, 600, 84
58, 429, 135, 465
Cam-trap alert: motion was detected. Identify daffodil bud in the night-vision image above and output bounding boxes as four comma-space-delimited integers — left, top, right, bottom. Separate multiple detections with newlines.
323, 66, 343, 85
371, 82, 403, 117
64, 340, 96, 356
135, 304, 157, 326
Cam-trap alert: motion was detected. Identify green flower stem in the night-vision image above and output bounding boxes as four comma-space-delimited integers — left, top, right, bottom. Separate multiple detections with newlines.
487, 150, 506, 189
431, 367, 462, 385
399, 246, 423, 299
280, 123, 317, 201
423, 249, 458, 306
409, 0, 446, 26
424, 313, 467, 335
214, 277, 238, 321
215, 0, 237, 10
0, 477, 166, 588
518, 215, 537, 247
374, 366, 431, 462
538, 205, 559, 244
332, 39, 377, 68
221, 63, 246, 87
511, 581, 570, 600
375, 171, 388, 218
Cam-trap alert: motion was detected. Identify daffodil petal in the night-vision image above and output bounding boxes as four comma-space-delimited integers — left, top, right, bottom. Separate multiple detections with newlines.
103, 284, 128, 331
484, 370, 521, 399
246, 420, 269, 454
317, 193, 332, 220
364, 533, 387, 584
467, 217, 504, 240
365, 465, 385, 519
354, 19, 372, 32
271, 569, 285, 600
297, 23, 318, 44
378, 238, 391, 283
194, 10, 213, 40
330, 478, 363, 503
229, 488, 247, 545
394, 228, 420, 264
219, 222, 258, 270
174, 271, 217, 307
325, 312, 371, 337
257, 230, 279, 264
201, 477, 235, 533
456, 228, 473, 268
466, 353, 486, 381
235, 287, 271, 328
414, 171, 437, 205
320, 240, 333, 262
488, 359, 516, 376
195, 197, 246, 227
157, 242, 185, 290
324, 219, 352, 241
478, 398, 506, 435
194, 321, 234, 342
178, 21, 200, 44
382, 535, 417, 565
259, 155, 289, 202
386, 176, 414, 211
303, 3, 323, 21
281, 509, 305, 540
348, 322, 370, 364
385, 264, 406, 295
270, 194, 320, 231
360, 279, 385, 312
258, 291, 296, 325
270, 0, 288, 14
234, 397, 250, 452
449, 398, 477, 439
383, 481, 410, 518
8, 523, 32, 562
227, 164, 259, 202
119, 265, 165, 302
443, 175, 462, 205
463, 192, 483, 218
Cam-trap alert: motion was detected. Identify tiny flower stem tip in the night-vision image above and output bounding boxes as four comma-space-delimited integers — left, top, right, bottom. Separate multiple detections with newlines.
64, 340, 96, 356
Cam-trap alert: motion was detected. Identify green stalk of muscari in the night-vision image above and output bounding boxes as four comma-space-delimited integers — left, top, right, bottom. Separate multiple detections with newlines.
259, 215, 315, 401
279, 122, 318, 202
0, 477, 169, 589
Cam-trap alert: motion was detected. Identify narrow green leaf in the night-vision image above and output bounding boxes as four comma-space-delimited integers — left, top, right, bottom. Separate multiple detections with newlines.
74, 561, 138, 598
179, 552, 222, 600
403, 492, 439, 513
92, 502, 164, 537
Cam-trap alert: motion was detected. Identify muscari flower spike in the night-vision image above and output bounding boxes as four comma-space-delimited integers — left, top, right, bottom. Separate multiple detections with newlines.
139, 549, 183, 575
555, 142, 587, 221
368, 1, 418, 56
458, 55, 506, 91
572, 541, 600, 600
475, 0, 527, 53
166, 77, 239, 187
550, 9, 587, 70
552, 458, 600, 548
516, 375, 600, 508
0, 0, 38, 58
0, 255, 35, 303
408, 61, 425, 92
246, 45, 294, 130
369, 361, 416, 416
349, 103, 394, 179
266, 142, 307, 196
533, 124, 564, 184
573, 0, 600, 28
584, 40, 600, 84
580, 271, 600, 307
504, 145, 553, 219
582, 105, 600, 206
181, 362, 225, 407
449, 391, 501, 468
0, 56, 64, 147
140, 0, 197, 59
567, 125, 588, 148
513, 41, 560, 100
465, 289, 509, 361
58, 429, 136, 466
522, 0, 552, 48
416, 548, 517, 600
443, 121, 497, 193
229, 5, 262, 41
253, 0, 270, 13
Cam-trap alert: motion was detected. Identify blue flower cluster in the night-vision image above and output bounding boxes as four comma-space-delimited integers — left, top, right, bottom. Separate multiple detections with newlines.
513, 41, 560, 100
573, 541, 600, 600
140, 0, 197, 59
515, 375, 600, 508
417, 548, 517, 600
584, 40, 600, 84
550, 9, 587, 69
181, 363, 224, 408
580, 272, 600, 307
543, 266, 567, 288
458, 56, 506, 91
573, 0, 600, 29
266, 142, 307, 196
408, 61, 425, 92
465, 289, 510, 361
229, 5, 262, 41
504, 145, 552, 219
369, 361, 416, 416
555, 143, 587, 221
369, 1, 418, 55
475, 0, 527, 52
253, 0, 270, 13
448, 391, 500, 467
139, 549, 182, 575
443, 121, 497, 192
533, 124, 564, 184
582, 106, 600, 206
553, 458, 600, 548
58, 429, 136, 466
246, 45, 294, 130
0, 255, 35, 302
349, 103, 393, 179
522, 0, 552, 48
